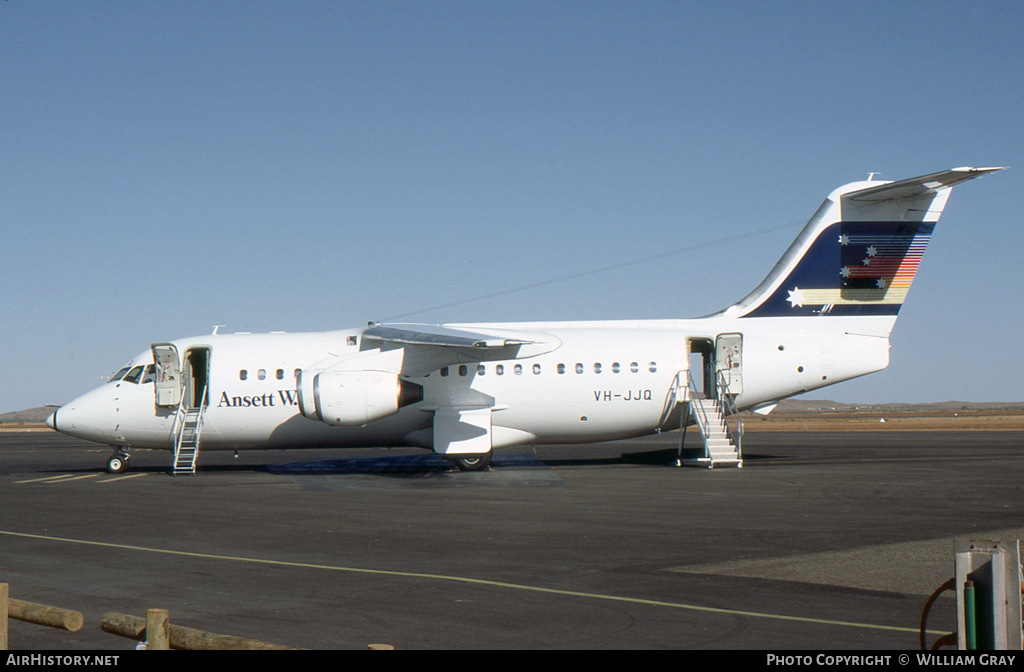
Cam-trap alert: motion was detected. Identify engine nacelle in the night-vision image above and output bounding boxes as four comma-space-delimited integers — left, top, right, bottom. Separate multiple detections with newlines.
297, 349, 422, 426
315, 370, 401, 426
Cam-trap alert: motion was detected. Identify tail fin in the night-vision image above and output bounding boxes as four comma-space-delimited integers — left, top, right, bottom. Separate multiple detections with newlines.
726, 167, 1004, 318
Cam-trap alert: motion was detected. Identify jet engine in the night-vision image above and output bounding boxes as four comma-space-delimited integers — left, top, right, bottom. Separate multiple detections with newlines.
297, 349, 423, 426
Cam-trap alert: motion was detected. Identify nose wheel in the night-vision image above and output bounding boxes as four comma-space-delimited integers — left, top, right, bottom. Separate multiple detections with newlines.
106, 453, 130, 474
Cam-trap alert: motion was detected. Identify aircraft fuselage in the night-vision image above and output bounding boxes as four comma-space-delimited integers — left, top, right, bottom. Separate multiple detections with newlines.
50, 315, 891, 453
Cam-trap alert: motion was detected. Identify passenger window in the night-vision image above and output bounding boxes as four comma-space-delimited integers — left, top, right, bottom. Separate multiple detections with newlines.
459, 365, 468, 377
240, 370, 248, 381
575, 363, 584, 374
496, 364, 504, 376
109, 367, 130, 383
141, 364, 155, 384
612, 362, 620, 374
514, 364, 523, 375
440, 367, 449, 377
477, 364, 486, 375
593, 363, 602, 374
557, 363, 565, 374
630, 362, 639, 373
258, 369, 266, 380
276, 369, 284, 380
123, 366, 145, 384
649, 362, 657, 373
533, 364, 541, 375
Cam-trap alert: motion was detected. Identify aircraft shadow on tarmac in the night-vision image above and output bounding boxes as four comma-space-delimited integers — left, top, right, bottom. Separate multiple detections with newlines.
532, 448, 784, 467
40, 447, 785, 484
266, 447, 756, 474
265, 446, 782, 472
258, 449, 789, 490
264, 452, 566, 490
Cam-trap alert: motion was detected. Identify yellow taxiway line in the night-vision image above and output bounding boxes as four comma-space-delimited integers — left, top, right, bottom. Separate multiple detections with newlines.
13, 473, 99, 484
97, 473, 152, 483
0, 529, 942, 636
13, 472, 151, 485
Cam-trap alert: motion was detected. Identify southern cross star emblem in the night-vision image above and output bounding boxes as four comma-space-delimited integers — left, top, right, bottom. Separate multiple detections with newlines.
836, 220, 932, 303
786, 287, 806, 308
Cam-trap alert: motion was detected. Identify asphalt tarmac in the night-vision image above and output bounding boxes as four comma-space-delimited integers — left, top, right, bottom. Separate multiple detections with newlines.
1, 429, 1021, 650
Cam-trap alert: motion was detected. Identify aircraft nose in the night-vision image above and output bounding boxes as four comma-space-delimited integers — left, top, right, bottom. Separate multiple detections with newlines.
47, 387, 119, 443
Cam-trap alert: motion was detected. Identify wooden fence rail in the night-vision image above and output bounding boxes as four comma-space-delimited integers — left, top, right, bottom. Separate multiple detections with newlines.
1, 583, 85, 650
4, 583, 387, 650
100, 610, 295, 650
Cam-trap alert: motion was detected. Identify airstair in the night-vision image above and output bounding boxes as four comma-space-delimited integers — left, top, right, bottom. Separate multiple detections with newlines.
172, 388, 207, 475
677, 371, 743, 468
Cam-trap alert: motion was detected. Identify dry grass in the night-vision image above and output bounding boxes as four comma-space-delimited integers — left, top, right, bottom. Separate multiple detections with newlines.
0, 423, 50, 433
743, 411, 1024, 432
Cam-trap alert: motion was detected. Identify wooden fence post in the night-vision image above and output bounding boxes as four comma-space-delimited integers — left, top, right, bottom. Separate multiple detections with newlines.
146, 609, 169, 650
1, 583, 8, 650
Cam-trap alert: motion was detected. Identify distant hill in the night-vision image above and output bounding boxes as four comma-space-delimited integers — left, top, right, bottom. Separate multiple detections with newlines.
0, 406, 58, 423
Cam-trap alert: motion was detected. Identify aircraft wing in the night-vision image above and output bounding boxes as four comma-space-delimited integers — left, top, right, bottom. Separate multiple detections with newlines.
362, 323, 538, 349
845, 166, 1004, 203
361, 323, 561, 377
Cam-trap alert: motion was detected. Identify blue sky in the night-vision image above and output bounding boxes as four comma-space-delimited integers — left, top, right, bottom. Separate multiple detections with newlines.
1, 1, 1020, 413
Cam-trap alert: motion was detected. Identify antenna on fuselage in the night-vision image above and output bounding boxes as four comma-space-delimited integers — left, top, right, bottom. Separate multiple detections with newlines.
212, 325, 225, 335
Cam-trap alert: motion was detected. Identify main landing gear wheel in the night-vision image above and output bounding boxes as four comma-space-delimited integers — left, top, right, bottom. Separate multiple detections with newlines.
452, 453, 491, 472
106, 454, 129, 474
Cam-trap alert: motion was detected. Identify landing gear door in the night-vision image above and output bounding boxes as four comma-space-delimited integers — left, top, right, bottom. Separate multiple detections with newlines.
151, 343, 182, 407
715, 333, 743, 396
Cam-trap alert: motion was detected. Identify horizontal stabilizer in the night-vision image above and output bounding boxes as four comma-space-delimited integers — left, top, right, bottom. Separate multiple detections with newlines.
845, 167, 1005, 203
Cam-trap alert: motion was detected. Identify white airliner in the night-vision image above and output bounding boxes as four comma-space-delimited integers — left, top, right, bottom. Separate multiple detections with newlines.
48, 167, 1002, 474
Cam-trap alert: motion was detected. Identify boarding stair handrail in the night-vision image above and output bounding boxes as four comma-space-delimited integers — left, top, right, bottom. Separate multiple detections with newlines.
678, 369, 742, 467
685, 370, 712, 433
682, 370, 716, 464
172, 386, 207, 474
716, 369, 743, 462
171, 397, 187, 450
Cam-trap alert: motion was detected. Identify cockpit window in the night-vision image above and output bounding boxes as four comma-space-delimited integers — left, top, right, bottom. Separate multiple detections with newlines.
109, 367, 130, 383
122, 366, 145, 384
141, 364, 155, 384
